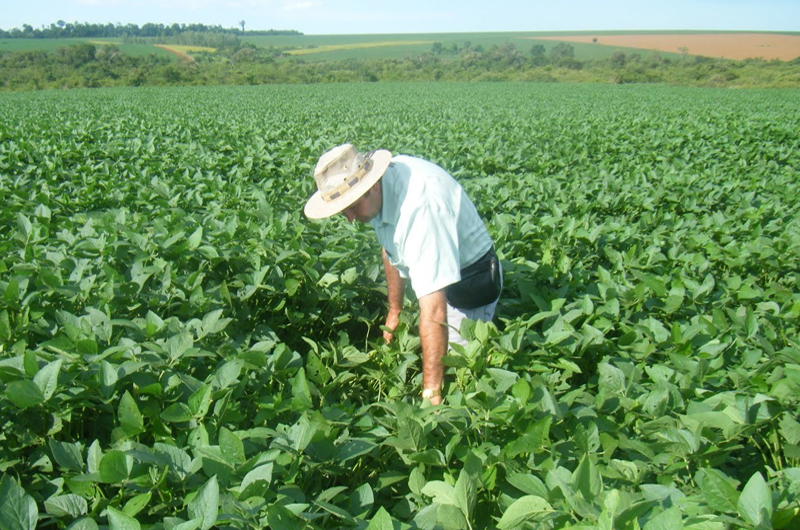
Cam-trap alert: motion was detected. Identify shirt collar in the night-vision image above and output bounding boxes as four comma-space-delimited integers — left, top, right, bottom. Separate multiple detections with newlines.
371, 163, 396, 228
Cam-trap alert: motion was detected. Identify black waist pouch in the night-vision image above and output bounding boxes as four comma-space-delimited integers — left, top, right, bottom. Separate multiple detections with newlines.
445, 247, 502, 310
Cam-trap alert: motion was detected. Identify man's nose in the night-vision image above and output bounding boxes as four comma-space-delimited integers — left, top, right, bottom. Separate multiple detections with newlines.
344, 209, 356, 223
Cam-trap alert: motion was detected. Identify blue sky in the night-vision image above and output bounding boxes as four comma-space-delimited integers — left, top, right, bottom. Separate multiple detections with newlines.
2, 0, 798, 34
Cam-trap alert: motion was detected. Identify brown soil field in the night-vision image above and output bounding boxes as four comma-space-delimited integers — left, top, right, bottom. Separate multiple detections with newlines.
532, 33, 800, 61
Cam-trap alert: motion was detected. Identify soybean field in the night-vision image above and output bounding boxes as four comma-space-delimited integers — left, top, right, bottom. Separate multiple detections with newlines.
0, 82, 799, 530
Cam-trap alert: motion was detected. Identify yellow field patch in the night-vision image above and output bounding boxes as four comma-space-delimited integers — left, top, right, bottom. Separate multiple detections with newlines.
160, 45, 216, 54
530, 33, 800, 61
153, 44, 216, 62
287, 40, 433, 55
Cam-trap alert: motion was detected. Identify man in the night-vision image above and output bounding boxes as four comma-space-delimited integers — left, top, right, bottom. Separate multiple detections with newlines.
304, 144, 501, 405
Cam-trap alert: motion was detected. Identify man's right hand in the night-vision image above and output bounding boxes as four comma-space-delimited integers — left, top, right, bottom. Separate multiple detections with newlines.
383, 310, 401, 343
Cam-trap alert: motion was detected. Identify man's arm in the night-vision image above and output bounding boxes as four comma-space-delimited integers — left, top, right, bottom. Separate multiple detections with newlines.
382, 248, 406, 343
417, 289, 448, 406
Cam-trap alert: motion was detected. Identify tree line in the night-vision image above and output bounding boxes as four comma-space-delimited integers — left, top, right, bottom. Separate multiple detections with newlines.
0, 21, 301, 39
1, 39, 798, 91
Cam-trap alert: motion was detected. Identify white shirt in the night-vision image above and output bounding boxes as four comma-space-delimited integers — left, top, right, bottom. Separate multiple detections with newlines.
370, 155, 493, 298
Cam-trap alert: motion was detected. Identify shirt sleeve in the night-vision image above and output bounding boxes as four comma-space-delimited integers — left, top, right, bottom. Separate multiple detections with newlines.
399, 200, 462, 298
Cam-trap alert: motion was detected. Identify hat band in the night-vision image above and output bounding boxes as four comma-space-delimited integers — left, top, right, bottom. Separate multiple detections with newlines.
321, 157, 373, 202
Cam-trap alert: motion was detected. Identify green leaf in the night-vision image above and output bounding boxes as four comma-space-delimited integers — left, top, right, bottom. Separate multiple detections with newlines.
737, 472, 772, 527
87, 440, 103, 474
496, 495, 553, 529
0, 474, 38, 530
338, 439, 376, 463
145, 311, 165, 337
45, 494, 88, 517
314, 499, 357, 525
165, 518, 201, 530
188, 384, 213, 418
122, 492, 151, 517
350, 483, 374, 517
507, 473, 549, 498
695, 469, 739, 514
511, 378, 531, 403
23, 351, 37, 377
160, 403, 193, 423
287, 414, 317, 453
106, 506, 140, 530
100, 361, 119, 399
49, 440, 84, 472
5, 380, 44, 409
366, 507, 394, 530
213, 359, 242, 389
421, 480, 456, 506
779, 414, 800, 445
454, 469, 476, 521
187, 227, 203, 250
198, 309, 230, 339
219, 427, 245, 464
506, 415, 552, 457
642, 507, 683, 530
572, 454, 603, 500
240, 463, 273, 498
153, 443, 192, 479
187, 475, 219, 530
305, 349, 330, 385
285, 278, 300, 297
291, 367, 312, 409
118, 391, 145, 437
66, 518, 99, 530
99, 450, 131, 483
16, 213, 32, 240
598, 362, 626, 396
266, 505, 304, 530
0, 310, 11, 342
4, 278, 20, 305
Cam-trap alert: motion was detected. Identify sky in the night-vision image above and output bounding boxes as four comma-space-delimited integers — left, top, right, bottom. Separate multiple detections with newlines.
1, 0, 798, 35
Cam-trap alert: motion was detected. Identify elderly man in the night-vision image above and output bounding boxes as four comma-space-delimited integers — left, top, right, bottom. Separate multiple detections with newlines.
304, 144, 501, 405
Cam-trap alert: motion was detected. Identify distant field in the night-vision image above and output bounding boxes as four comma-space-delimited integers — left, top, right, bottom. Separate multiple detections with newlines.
4, 31, 799, 63
286, 40, 433, 56
0, 38, 174, 58
243, 32, 674, 61
534, 32, 800, 61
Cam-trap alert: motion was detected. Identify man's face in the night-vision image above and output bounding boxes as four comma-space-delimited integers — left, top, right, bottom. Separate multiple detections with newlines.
342, 182, 382, 223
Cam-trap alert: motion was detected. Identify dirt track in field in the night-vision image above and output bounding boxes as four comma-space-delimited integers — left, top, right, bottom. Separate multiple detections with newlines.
531, 33, 800, 61
154, 44, 195, 62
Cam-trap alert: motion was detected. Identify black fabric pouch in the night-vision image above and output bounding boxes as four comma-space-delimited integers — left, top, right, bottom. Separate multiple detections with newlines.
445, 247, 502, 310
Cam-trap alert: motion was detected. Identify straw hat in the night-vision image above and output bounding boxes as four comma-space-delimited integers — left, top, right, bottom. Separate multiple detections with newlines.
304, 144, 392, 219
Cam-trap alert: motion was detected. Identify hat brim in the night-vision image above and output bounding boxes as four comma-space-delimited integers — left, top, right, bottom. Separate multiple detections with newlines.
304, 149, 392, 219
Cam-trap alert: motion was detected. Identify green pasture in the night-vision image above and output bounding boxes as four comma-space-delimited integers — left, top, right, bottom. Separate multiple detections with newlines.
246, 31, 686, 61
0, 37, 174, 58
6, 30, 780, 62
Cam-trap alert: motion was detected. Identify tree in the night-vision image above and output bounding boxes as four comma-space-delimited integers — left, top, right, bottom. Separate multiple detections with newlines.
549, 42, 574, 63
240, 20, 245, 33
530, 44, 545, 57
610, 50, 627, 69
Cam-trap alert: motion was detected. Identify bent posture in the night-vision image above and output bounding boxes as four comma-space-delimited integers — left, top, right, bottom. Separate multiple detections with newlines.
304, 144, 501, 405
